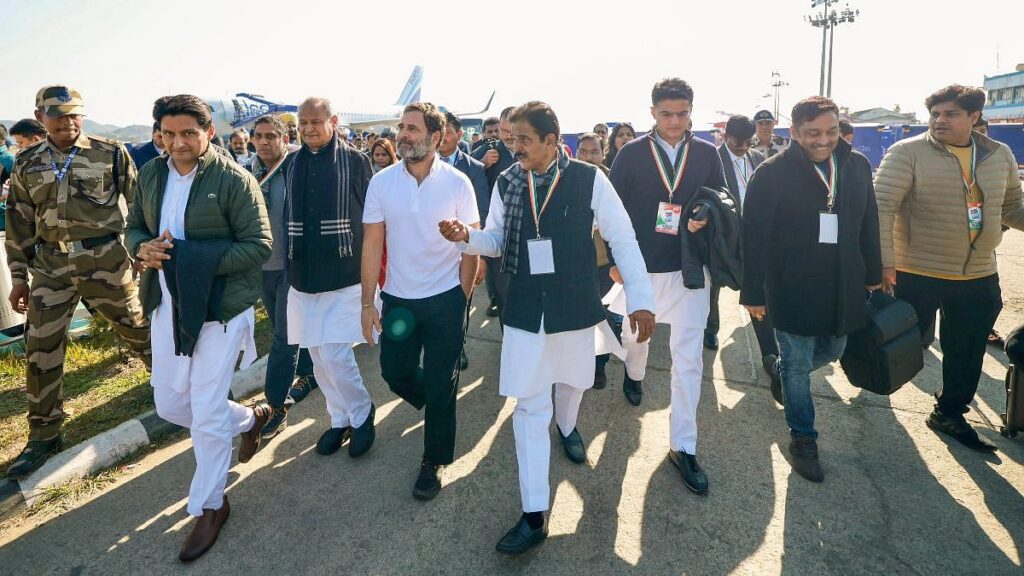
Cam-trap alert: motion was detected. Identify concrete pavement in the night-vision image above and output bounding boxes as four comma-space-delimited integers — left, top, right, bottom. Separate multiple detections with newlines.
0, 273, 1021, 574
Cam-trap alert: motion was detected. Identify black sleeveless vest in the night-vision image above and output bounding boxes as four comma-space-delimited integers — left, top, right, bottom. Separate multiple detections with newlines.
498, 160, 606, 334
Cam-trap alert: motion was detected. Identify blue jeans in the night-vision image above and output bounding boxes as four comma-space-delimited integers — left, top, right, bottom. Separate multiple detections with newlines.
262, 269, 314, 409
775, 330, 847, 439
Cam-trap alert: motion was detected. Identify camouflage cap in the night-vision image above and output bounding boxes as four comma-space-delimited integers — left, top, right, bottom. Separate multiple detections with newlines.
35, 85, 85, 118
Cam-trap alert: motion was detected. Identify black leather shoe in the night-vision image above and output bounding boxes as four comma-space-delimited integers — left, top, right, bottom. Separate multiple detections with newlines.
6, 436, 63, 479
561, 428, 587, 464
764, 354, 783, 406
349, 404, 376, 458
668, 449, 709, 494
315, 427, 351, 456
593, 366, 607, 389
703, 331, 719, 350
413, 460, 443, 500
623, 373, 643, 406
260, 408, 288, 441
289, 375, 319, 403
486, 303, 500, 317
926, 409, 998, 452
495, 515, 547, 555
459, 350, 469, 371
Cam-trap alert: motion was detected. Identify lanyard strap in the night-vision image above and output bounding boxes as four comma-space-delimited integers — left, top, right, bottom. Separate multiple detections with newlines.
526, 165, 563, 238
958, 139, 977, 192
256, 155, 286, 187
46, 146, 79, 185
813, 153, 838, 212
649, 139, 689, 201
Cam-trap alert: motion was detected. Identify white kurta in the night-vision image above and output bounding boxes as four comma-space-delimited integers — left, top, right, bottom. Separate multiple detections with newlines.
606, 269, 711, 330
460, 167, 654, 399
286, 284, 380, 347
150, 157, 258, 516
286, 284, 379, 429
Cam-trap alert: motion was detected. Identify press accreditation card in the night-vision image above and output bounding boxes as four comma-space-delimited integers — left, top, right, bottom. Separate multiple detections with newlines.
819, 212, 838, 244
655, 202, 683, 235
968, 200, 983, 231
528, 237, 555, 275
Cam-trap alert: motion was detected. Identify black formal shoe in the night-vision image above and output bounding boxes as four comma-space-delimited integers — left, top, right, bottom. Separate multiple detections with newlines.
413, 460, 443, 500
495, 515, 548, 555
459, 350, 469, 371
926, 409, 998, 452
486, 302, 500, 317
561, 428, 587, 464
668, 449, 709, 494
348, 404, 376, 458
6, 435, 63, 479
593, 366, 607, 390
260, 407, 288, 441
315, 427, 351, 456
764, 354, 783, 406
703, 331, 719, 351
288, 375, 319, 403
622, 373, 643, 407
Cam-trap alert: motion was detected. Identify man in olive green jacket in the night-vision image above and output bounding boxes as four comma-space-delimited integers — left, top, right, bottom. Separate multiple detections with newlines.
875, 85, 1024, 453
125, 95, 273, 563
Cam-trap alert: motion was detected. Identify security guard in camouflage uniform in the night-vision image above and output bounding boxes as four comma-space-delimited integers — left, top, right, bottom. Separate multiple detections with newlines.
4, 85, 152, 478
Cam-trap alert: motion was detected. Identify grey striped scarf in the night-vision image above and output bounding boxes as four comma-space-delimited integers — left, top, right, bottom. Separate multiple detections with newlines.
499, 149, 570, 275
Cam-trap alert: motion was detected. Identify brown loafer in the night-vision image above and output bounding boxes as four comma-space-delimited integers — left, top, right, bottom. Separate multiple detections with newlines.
179, 495, 230, 562
238, 403, 272, 463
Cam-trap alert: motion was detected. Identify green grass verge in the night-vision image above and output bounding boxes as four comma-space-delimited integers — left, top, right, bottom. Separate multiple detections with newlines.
0, 305, 271, 472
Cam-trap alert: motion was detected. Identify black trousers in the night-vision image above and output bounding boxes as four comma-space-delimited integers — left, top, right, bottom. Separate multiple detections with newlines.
706, 284, 778, 357
895, 272, 1001, 418
379, 285, 467, 465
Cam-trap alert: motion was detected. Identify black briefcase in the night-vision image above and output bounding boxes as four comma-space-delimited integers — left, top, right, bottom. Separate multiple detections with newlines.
840, 292, 924, 395
1000, 364, 1024, 438
1001, 327, 1024, 439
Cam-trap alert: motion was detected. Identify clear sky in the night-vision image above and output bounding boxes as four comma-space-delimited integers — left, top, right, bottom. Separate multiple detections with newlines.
1, 0, 1022, 131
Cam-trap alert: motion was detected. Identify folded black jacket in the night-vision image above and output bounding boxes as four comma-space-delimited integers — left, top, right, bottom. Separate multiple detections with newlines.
163, 238, 232, 357
679, 186, 743, 290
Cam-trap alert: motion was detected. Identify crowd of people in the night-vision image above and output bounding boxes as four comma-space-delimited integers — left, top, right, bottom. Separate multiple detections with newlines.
0, 77, 1021, 562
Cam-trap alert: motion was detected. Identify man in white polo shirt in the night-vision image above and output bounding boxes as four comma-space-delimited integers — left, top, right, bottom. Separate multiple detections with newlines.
361, 102, 480, 501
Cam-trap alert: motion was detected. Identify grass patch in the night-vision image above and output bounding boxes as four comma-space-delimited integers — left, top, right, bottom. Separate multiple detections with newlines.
0, 304, 272, 473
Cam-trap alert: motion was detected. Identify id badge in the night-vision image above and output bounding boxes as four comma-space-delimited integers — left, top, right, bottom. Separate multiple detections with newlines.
527, 237, 555, 275
819, 212, 838, 244
655, 202, 683, 235
967, 200, 983, 231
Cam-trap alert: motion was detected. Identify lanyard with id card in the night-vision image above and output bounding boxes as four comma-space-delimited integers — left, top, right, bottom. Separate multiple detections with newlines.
650, 139, 689, 235
958, 140, 984, 232
815, 154, 839, 244
526, 166, 563, 275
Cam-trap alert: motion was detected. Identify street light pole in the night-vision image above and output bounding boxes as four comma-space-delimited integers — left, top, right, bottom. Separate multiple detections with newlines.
827, 15, 835, 97
809, 0, 834, 97
807, 1, 859, 99
771, 71, 788, 120
827, 6, 859, 98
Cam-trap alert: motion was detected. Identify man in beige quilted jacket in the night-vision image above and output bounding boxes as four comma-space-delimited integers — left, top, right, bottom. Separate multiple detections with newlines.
875, 84, 1024, 452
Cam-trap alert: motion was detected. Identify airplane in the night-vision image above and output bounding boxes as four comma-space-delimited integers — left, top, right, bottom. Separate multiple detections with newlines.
205, 66, 495, 135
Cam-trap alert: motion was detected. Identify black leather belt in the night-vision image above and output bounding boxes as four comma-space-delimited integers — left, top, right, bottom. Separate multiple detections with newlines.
45, 233, 119, 254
